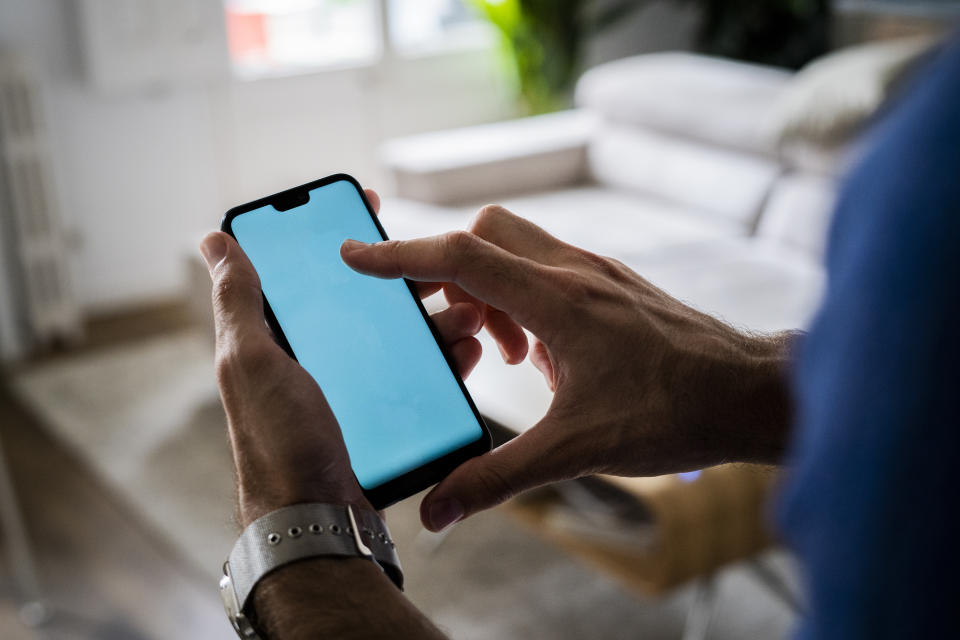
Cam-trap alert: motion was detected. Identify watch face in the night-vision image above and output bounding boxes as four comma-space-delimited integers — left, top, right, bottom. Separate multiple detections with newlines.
233, 614, 259, 639
220, 571, 257, 638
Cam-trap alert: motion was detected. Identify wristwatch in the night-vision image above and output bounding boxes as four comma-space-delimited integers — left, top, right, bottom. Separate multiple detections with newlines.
219, 503, 403, 639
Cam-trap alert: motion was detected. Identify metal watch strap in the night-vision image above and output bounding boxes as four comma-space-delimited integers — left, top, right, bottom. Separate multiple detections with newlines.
221, 503, 403, 632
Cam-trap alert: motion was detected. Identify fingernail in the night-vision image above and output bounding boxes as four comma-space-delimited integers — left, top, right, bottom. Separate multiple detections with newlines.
428, 498, 464, 531
498, 343, 510, 364
200, 234, 227, 271
341, 239, 368, 252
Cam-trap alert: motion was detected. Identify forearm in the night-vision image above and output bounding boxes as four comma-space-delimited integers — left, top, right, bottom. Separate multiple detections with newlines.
252, 557, 447, 640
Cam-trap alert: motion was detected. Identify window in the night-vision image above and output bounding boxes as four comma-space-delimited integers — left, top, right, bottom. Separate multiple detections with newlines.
225, 0, 380, 77
225, 0, 492, 78
387, 0, 491, 56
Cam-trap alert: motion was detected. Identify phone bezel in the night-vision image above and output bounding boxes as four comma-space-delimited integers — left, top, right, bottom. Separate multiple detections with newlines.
220, 173, 492, 509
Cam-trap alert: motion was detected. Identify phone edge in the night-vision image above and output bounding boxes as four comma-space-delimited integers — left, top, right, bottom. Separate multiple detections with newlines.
220, 173, 493, 510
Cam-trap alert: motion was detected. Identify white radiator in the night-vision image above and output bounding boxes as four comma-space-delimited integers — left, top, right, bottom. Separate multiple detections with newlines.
0, 55, 80, 357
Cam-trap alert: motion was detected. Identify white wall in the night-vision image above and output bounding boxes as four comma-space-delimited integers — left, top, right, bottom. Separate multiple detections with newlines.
0, 0, 512, 312
218, 50, 510, 208
0, 0, 694, 316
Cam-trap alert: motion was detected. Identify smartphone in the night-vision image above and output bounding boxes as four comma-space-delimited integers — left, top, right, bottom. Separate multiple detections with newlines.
221, 174, 491, 509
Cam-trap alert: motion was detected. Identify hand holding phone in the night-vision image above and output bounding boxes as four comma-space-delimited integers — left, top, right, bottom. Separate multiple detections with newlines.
202, 185, 489, 524
218, 175, 491, 510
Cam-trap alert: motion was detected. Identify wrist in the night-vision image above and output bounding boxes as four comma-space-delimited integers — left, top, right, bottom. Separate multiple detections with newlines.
223, 502, 407, 639
705, 332, 795, 465
238, 478, 372, 527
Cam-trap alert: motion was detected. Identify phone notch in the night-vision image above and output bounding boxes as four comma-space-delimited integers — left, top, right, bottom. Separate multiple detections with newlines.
272, 189, 311, 212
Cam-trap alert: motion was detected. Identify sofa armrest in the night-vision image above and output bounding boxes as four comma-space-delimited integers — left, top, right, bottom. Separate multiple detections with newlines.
379, 110, 596, 205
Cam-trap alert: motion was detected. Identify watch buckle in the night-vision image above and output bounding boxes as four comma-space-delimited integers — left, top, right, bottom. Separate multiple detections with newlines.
347, 504, 374, 559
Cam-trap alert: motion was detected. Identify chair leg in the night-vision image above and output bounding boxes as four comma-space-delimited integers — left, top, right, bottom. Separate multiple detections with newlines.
746, 556, 804, 615
0, 431, 49, 627
682, 575, 718, 640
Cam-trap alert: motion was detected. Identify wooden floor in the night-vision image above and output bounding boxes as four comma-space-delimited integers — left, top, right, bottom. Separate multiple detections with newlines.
0, 302, 227, 640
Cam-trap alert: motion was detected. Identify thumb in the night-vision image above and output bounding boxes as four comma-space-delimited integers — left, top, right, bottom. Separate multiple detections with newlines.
200, 231, 268, 345
419, 421, 576, 531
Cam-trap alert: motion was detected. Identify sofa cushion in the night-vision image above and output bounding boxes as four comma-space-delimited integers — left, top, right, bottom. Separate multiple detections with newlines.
575, 52, 791, 156
777, 139, 857, 177
755, 174, 836, 258
765, 36, 936, 150
381, 186, 743, 254
622, 239, 825, 332
494, 187, 745, 251
588, 124, 782, 229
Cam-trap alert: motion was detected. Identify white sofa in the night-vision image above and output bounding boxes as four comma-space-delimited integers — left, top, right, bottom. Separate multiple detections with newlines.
378, 52, 842, 434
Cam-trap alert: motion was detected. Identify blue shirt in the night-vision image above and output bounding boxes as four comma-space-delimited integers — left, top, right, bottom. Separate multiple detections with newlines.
777, 36, 960, 638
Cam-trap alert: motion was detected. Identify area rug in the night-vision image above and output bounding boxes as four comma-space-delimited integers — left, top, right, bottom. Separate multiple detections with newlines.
10, 329, 795, 639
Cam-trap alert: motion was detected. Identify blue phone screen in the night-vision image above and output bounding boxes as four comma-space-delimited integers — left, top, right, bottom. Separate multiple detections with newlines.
231, 180, 483, 489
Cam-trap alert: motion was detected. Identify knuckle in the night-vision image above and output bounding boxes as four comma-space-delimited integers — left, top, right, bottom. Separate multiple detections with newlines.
441, 231, 480, 277
605, 257, 636, 281
475, 462, 516, 504
543, 266, 586, 297
211, 270, 251, 312
382, 239, 403, 255
470, 204, 510, 235
382, 240, 405, 274
447, 302, 479, 328
214, 336, 275, 382
213, 347, 238, 384
444, 230, 477, 254
576, 249, 625, 280
550, 268, 612, 309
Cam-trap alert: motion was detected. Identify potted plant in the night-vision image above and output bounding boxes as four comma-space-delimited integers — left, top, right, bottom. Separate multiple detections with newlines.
472, 0, 830, 114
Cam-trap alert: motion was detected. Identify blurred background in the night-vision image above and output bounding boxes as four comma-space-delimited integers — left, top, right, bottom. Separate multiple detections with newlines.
0, 1, 956, 638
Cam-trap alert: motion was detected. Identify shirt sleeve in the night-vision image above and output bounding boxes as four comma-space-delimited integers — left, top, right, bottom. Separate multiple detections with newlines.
776, 35, 960, 639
